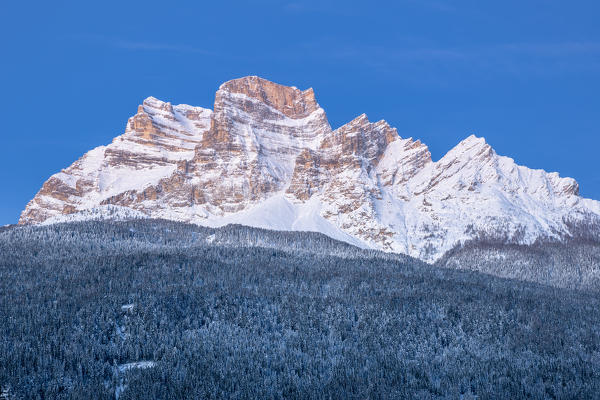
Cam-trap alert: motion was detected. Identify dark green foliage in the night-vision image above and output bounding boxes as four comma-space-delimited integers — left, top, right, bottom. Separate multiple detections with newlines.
1, 220, 599, 399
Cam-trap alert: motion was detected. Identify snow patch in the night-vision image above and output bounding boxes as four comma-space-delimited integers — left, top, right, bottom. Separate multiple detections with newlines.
117, 361, 156, 373
121, 304, 135, 312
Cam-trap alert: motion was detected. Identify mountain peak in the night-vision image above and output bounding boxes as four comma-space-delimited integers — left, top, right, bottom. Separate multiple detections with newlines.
463, 133, 485, 142
442, 134, 495, 163
350, 113, 369, 123
217, 76, 320, 119
139, 96, 174, 114
142, 95, 160, 104
456, 134, 489, 149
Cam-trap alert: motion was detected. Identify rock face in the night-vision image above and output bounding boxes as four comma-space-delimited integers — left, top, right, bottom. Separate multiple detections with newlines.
21, 96, 212, 224
20, 76, 600, 262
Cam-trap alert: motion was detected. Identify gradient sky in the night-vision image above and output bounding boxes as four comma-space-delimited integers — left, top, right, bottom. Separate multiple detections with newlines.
1, 0, 599, 225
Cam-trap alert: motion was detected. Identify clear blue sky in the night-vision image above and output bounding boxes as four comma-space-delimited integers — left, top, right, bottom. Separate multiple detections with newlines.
1, 1, 599, 225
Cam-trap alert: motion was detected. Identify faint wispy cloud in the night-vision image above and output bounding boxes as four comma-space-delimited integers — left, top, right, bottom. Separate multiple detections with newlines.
289, 39, 600, 84
403, 0, 455, 12
113, 40, 213, 54
284, 2, 306, 12
281, 1, 363, 16
72, 34, 213, 55
323, 41, 600, 63
283, 0, 454, 14
495, 41, 600, 56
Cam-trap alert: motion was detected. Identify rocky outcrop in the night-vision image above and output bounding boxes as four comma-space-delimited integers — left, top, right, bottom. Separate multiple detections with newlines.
185, 77, 331, 212
285, 115, 405, 250
20, 96, 212, 224
19, 76, 600, 262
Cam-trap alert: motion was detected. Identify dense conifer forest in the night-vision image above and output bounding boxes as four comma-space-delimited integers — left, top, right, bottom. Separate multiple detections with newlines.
1, 220, 600, 399
438, 240, 600, 290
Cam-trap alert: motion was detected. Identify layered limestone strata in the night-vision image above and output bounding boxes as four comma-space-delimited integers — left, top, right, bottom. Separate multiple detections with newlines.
20, 76, 600, 262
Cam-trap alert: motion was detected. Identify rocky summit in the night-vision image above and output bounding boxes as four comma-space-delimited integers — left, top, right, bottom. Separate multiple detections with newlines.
20, 76, 600, 262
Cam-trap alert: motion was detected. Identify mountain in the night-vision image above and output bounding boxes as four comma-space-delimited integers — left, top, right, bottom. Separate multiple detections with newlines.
20, 76, 600, 262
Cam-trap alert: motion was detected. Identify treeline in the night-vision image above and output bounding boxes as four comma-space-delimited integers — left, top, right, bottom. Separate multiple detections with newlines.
0, 220, 599, 398
0, 220, 409, 266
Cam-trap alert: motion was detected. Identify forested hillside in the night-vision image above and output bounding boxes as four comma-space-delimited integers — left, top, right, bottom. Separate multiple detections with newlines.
438, 240, 600, 290
1, 220, 600, 399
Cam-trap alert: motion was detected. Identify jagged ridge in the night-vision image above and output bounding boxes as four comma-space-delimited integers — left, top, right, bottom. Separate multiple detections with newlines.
20, 76, 600, 262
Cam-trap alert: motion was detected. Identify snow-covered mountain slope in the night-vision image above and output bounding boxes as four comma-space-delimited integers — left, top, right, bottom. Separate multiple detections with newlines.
20, 76, 600, 262
21, 97, 212, 223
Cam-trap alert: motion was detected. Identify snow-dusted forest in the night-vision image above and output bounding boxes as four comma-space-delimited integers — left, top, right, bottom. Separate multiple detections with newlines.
1, 220, 599, 399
